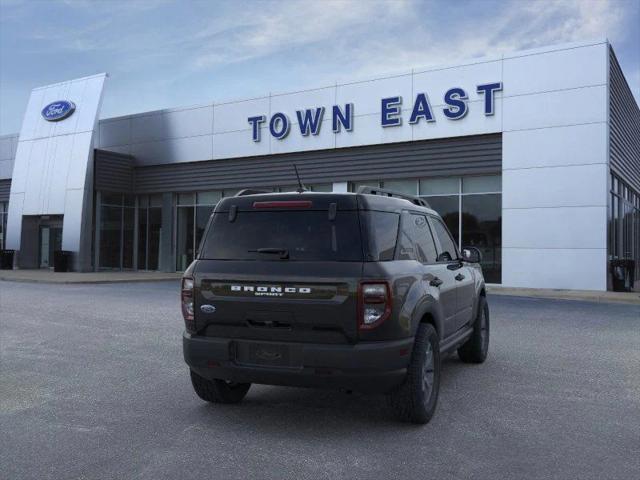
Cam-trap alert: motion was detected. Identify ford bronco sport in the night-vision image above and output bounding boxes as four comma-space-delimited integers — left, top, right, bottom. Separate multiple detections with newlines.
181, 187, 489, 424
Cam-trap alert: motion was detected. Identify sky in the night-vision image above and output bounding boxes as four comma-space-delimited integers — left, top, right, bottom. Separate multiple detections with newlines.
0, 0, 638, 135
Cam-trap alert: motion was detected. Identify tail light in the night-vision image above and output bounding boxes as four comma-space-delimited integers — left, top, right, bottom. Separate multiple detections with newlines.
358, 281, 392, 330
181, 277, 196, 332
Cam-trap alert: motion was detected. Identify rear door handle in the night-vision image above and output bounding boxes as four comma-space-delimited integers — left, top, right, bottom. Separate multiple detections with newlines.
429, 277, 443, 287
455, 273, 465, 281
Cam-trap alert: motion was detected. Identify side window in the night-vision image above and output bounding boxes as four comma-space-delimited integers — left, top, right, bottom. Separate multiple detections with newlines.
397, 213, 438, 263
362, 211, 399, 261
397, 216, 417, 261
431, 217, 458, 262
412, 214, 438, 263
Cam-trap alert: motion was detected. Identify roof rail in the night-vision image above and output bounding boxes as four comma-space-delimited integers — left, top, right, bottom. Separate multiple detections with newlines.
356, 186, 431, 208
235, 188, 273, 197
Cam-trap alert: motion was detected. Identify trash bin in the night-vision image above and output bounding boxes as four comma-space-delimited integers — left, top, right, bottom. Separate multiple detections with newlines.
53, 250, 72, 272
610, 259, 635, 292
0, 250, 14, 270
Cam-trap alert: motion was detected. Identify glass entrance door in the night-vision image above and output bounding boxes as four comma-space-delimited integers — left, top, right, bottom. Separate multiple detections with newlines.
39, 226, 62, 268
40, 226, 50, 268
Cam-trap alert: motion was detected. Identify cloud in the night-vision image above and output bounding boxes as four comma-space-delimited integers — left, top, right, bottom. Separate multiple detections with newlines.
329, 0, 628, 79
180, 0, 636, 97
188, 0, 411, 70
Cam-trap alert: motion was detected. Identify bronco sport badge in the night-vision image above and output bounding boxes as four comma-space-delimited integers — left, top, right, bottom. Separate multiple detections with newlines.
230, 285, 311, 297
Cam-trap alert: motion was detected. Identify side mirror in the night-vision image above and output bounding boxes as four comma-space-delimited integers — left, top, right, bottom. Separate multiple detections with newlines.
461, 246, 482, 263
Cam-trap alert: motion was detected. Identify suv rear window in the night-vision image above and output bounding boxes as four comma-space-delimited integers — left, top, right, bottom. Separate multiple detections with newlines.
200, 211, 363, 261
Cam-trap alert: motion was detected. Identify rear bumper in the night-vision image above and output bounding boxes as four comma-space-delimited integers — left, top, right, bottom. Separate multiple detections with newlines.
183, 333, 413, 393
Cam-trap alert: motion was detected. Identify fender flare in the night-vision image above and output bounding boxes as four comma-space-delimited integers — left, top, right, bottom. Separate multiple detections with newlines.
410, 297, 445, 340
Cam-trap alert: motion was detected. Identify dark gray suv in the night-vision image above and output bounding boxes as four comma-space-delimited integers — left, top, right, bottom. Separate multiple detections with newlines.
181, 187, 489, 423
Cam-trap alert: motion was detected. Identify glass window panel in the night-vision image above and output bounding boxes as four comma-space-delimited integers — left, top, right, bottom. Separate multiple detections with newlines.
362, 211, 399, 261
398, 214, 438, 263
176, 206, 195, 271
99, 205, 122, 268
148, 208, 162, 271
310, 183, 332, 192
424, 195, 459, 245
178, 193, 195, 205
351, 180, 380, 192
196, 206, 215, 255
279, 185, 299, 192
396, 225, 416, 261
123, 194, 135, 206
462, 194, 502, 284
611, 195, 615, 258
102, 193, 122, 206
197, 191, 222, 205
462, 175, 501, 193
431, 217, 458, 262
223, 189, 240, 198
414, 215, 438, 263
382, 179, 418, 195
608, 192, 615, 259
419, 177, 459, 195
202, 211, 363, 261
150, 194, 163, 207
138, 195, 148, 208
0, 203, 5, 250
122, 207, 135, 269
137, 208, 148, 270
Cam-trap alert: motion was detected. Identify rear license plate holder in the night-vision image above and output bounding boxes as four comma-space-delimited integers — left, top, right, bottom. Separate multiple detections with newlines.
234, 342, 293, 368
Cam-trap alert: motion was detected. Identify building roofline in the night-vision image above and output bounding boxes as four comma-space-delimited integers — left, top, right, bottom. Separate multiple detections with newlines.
32, 72, 108, 92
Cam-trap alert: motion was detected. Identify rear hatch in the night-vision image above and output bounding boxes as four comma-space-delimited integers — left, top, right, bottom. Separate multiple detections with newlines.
192, 193, 363, 344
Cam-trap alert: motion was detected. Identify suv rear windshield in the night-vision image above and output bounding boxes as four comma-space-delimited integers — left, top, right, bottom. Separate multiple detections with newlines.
200, 211, 363, 261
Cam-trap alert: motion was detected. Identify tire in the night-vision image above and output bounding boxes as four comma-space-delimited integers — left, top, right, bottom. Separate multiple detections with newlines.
457, 296, 490, 364
190, 370, 251, 404
387, 323, 441, 424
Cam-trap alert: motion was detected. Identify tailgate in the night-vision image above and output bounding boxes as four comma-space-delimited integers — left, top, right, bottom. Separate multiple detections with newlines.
193, 260, 362, 344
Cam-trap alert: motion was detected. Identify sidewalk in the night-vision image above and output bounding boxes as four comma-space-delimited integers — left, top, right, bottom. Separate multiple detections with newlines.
1, 270, 639, 305
0, 269, 182, 284
487, 285, 640, 305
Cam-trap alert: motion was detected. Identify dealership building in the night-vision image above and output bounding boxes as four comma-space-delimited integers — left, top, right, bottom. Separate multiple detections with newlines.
0, 39, 638, 291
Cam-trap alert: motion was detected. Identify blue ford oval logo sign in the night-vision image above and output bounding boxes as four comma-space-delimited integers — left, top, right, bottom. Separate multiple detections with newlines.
41, 100, 76, 122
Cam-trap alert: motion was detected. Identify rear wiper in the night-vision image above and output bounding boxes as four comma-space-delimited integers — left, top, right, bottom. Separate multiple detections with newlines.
248, 247, 289, 259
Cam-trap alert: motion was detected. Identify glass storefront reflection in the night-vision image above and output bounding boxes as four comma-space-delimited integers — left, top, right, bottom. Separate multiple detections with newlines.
425, 196, 459, 243
99, 205, 122, 269
176, 206, 195, 271
462, 194, 502, 284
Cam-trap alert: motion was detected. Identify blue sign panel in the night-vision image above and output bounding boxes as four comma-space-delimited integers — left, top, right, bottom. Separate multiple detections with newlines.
41, 100, 76, 122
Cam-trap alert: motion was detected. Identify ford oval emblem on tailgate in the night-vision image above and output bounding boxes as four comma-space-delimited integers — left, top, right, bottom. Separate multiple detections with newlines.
200, 304, 216, 314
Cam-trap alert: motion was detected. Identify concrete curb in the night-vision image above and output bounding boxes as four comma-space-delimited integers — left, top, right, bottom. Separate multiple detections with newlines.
0, 277, 181, 285
487, 286, 640, 306
0, 270, 182, 284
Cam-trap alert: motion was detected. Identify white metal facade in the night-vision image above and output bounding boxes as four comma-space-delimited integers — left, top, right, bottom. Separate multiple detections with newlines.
3, 73, 106, 270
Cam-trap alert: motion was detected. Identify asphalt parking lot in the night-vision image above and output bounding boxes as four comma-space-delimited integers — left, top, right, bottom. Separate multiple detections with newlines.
1, 281, 638, 480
